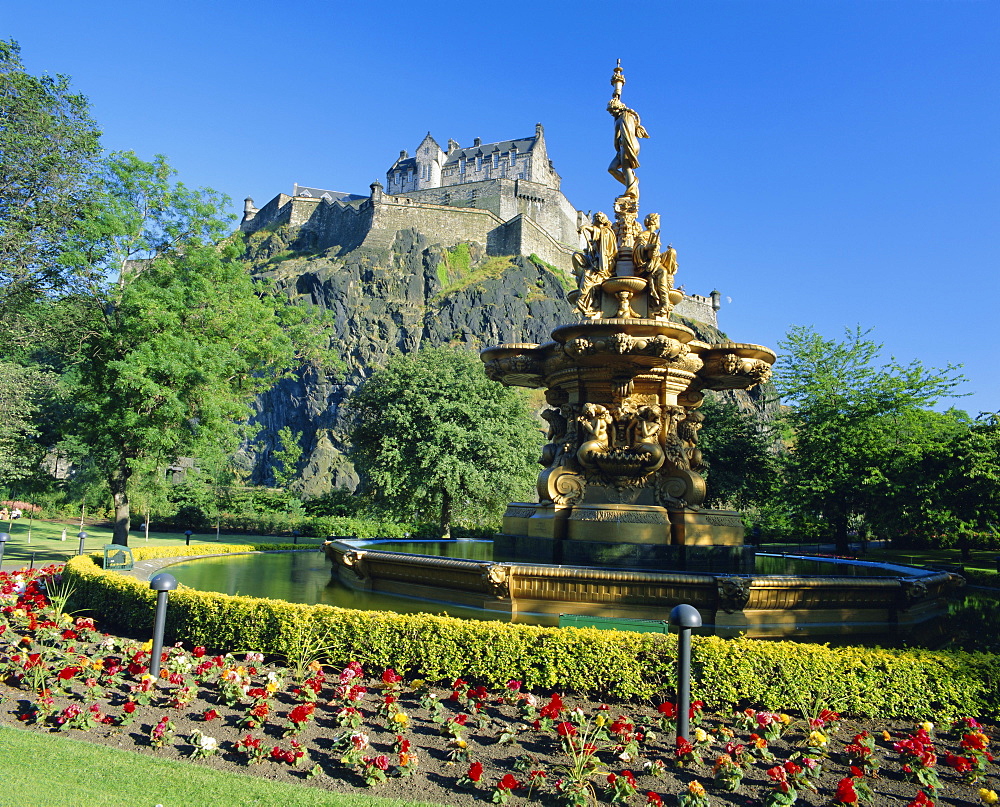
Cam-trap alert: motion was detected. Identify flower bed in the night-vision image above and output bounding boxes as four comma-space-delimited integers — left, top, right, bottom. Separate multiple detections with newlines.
1, 564, 998, 806
64, 548, 1000, 718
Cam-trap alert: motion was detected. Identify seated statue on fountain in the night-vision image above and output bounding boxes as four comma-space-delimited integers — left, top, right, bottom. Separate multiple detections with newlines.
571, 212, 617, 318
633, 213, 680, 317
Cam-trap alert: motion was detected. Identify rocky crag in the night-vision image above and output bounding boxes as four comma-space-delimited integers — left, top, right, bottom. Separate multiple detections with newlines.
241, 225, 775, 498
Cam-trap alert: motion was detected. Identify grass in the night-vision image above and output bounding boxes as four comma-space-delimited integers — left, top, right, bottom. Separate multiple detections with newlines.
0, 518, 325, 571
0, 725, 444, 807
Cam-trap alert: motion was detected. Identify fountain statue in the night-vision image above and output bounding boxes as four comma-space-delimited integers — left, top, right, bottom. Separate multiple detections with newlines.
482, 62, 774, 572
323, 64, 959, 638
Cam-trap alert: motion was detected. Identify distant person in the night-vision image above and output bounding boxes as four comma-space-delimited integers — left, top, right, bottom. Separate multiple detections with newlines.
10, 508, 21, 519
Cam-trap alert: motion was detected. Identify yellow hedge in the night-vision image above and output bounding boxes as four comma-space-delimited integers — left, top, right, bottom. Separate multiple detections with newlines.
63, 548, 1000, 718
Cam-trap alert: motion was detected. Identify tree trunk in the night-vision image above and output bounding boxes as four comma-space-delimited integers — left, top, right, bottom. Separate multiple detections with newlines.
108, 461, 131, 546
439, 490, 452, 541
833, 512, 850, 555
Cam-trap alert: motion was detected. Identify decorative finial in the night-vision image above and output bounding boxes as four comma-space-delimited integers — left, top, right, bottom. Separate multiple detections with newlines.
611, 60, 625, 99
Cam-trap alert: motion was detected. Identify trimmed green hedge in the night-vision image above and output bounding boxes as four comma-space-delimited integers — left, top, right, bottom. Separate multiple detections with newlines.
63, 547, 1000, 719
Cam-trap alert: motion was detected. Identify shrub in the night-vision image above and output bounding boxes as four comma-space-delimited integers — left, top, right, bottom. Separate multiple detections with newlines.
62, 547, 1000, 719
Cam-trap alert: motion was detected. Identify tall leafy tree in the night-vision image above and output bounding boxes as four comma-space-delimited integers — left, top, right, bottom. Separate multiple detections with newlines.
0, 39, 101, 338
697, 394, 779, 511
774, 326, 964, 552
62, 152, 332, 544
349, 347, 541, 538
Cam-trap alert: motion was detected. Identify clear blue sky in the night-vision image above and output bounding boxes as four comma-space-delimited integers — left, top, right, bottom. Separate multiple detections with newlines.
6, 1, 998, 414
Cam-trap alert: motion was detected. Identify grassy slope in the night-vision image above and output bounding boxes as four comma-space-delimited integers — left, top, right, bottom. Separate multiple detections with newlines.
0, 725, 444, 807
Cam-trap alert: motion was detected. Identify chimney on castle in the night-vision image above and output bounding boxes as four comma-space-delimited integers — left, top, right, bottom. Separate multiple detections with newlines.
399, 149, 408, 159
474, 137, 481, 147
447, 139, 459, 153
535, 123, 544, 136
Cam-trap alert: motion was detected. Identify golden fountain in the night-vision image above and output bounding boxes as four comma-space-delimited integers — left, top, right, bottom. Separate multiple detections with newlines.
483, 60, 773, 573
324, 64, 959, 638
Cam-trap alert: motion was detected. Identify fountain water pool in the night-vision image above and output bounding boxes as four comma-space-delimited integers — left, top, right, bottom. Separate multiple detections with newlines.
164, 542, 963, 643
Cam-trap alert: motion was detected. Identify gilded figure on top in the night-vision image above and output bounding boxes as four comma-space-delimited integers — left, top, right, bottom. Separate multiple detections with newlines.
607, 97, 648, 201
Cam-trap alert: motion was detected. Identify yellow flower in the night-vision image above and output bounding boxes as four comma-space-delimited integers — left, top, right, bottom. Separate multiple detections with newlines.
920, 721, 934, 733
452, 738, 467, 749
882, 730, 892, 741
807, 730, 828, 747
307, 660, 322, 673
141, 640, 153, 652
265, 681, 279, 694
693, 727, 708, 743
595, 713, 607, 727
688, 780, 707, 796
779, 713, 792, 724
392, 712, 410, 728
979, 789, 999, 805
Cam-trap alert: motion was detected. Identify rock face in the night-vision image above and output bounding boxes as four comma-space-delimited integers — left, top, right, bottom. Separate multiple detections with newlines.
242, 226, 773, 498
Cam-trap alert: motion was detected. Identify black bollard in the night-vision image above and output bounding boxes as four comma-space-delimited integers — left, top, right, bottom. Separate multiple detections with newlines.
77, 531, 88, 556
148, 573, 178, 679
292, 530, 299, 546
669, 603, 703, 743
184, 530, 193, 547
0, 533, 9, 567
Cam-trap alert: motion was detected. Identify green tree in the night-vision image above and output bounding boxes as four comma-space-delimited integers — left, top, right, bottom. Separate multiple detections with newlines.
0, 39, 101, 339
886, 412, 1000, 548
0, 361, 57, 483
697, 394, 779, 511
349, 347, 541, 539
272, 426, 304, 490
62, 152, 332, 545
774, 326, 964, 552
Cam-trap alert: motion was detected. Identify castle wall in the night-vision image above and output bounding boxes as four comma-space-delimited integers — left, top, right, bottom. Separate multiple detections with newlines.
362, 195, 505, 252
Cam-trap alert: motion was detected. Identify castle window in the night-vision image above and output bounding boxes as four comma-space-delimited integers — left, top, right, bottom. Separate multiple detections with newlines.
476, 155, 482, 171
510, 150, 516, 166
493, 153, 499, 169
459, 158, 466, 174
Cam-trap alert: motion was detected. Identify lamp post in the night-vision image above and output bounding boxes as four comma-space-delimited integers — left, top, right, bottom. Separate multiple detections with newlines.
292, 529, 300, 546
0, 533, 9, 567
148, 572, 178, 678
184, 529, 193, 546
77, 531, 88, 556
669, 603, 703, 743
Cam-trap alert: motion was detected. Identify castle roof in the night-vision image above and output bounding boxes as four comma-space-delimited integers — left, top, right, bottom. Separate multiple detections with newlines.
292, 185, 366, 203
443, 135, 537, 166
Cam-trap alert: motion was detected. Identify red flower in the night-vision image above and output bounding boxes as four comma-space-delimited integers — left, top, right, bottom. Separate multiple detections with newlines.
646, 793, 663, 806
468, 761, 484, 782
202, 709, 219, 721
382, 667, 402, 685
499, 773, 520, 791
607, 773, 617, 785
907, 792, 934, 807
657, 702, 677, 717
373, 755, 389, 771
455, 713, 469, 725
621, 771, 636, 786
289, 702, 315, 724
556, 721, 577, 737
122, 702, 136, 714
57, 666, 80, 680
835, 777, 858, 804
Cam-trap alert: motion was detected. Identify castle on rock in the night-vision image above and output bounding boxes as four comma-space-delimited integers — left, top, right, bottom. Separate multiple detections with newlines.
240, 125, 721, 325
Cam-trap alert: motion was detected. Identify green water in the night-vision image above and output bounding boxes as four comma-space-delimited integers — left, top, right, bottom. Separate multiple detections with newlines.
165, 542, 940, 631
166, 546, 506, 621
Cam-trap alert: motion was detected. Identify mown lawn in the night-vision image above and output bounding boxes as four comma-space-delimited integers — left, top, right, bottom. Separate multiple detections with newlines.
0, 518, 324, 570
0, 725, 443, 807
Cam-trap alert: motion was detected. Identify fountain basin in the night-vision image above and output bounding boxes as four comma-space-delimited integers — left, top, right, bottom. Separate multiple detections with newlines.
324, 539, 961, 640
